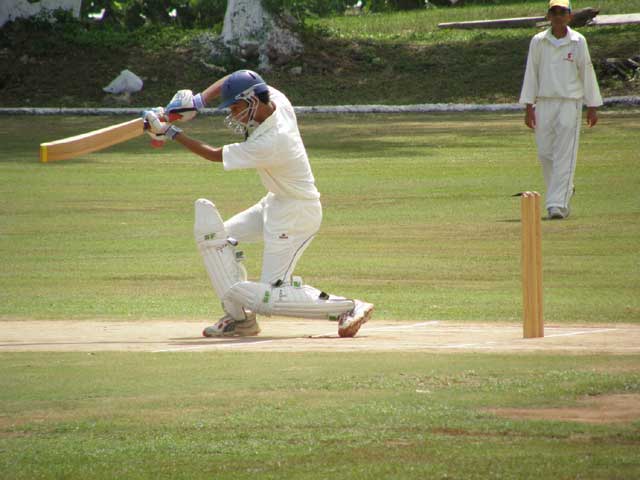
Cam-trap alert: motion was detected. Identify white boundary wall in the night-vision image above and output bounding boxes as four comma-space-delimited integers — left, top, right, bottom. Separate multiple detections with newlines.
0, 97, 638, 116
0, 0, 81, 27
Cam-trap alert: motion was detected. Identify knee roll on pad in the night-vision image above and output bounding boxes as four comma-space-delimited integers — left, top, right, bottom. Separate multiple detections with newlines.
194, 198, 227, 246
224, 280, 354, 320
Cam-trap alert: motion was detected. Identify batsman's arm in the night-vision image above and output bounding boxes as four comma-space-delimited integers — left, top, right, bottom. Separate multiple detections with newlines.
144, 109, 222, 162
172, 75, 229, 112
173, 132, 223, 163
199, 75, 231, 107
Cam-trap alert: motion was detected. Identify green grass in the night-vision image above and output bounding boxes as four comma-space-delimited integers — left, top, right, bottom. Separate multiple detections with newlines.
1, 1, 639, 107
0, 352, 638, 479
1, 113, 639, 478
1, 4, 639, 477
292, 1, 640, 104
313, 0, 640, 42
1, 112, 639, 323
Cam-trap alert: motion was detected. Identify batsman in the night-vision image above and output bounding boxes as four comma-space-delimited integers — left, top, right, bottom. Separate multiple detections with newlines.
143, 70, 374, 338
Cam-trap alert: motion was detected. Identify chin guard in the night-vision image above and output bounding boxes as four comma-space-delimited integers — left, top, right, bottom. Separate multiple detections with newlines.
224, 93, 260, 137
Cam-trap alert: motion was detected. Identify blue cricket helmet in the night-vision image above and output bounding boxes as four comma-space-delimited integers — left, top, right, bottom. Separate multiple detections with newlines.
218, 70, 269, 109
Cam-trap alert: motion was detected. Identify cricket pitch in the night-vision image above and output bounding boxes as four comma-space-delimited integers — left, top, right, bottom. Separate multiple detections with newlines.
0, 320, 638, 354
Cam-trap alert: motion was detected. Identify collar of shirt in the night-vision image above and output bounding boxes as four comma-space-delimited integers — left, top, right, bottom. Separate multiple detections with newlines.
247, 105, 278, 140
543, 26, 580, 47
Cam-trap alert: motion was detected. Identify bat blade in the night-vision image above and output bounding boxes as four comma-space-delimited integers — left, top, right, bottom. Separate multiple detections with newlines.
39, 118, 145, 163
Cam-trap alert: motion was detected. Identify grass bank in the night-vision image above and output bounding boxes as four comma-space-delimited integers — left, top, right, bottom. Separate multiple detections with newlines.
0, 0, 639, 107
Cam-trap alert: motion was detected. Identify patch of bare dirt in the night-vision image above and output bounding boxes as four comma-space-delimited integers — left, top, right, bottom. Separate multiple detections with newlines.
486, 394, 640, 424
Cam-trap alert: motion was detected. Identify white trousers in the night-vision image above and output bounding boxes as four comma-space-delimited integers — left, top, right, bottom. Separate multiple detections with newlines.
224, 192, 322, 285
534, 98, 582, 211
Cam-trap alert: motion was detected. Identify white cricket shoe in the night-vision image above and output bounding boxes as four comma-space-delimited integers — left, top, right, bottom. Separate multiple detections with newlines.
202, 312, 261, 337
338, 300, 374, 338
548, 207, 565, 220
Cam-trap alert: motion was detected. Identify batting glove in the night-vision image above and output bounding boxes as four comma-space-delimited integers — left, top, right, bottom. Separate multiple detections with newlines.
146, 130, 166, 148
165, 89, 204, 122
165, 124, 182, 140
142, 109, 182, 141
143, 109, 169, 134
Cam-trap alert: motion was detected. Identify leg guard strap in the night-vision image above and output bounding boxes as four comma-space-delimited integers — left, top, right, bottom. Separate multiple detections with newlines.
224, 280, 354, 320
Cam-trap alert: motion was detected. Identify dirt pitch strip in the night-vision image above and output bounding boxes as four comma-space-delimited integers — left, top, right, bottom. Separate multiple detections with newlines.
0, 320, 638, 354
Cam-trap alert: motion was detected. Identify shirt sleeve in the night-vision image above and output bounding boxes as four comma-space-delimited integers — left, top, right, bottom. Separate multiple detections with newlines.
578, 38, 603, 107
519, 37, 539, 105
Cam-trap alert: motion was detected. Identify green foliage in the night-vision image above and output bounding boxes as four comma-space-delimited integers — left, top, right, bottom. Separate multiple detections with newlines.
368, 0, 424, 12
262, 0, 351, 20
177, 0, 226, 28
80, 0, 226, 29
6, 0, 640, 34
1, 0, 638, 107
263, 0, 437, 18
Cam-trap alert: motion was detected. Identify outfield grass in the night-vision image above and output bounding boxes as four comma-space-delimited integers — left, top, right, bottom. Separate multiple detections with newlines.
1, 112, 638, 323
1, 112, 639, 478
0, 352, 639, 479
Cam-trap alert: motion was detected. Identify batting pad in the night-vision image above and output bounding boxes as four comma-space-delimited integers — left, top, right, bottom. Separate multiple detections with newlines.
194, 199, 247, 319
224, 281, 355, 320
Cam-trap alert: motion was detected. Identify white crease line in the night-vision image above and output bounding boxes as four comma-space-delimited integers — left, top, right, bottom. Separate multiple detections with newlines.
153, 325, 619, 352
365, 321, 441, 332
154, 321, 442, 352
434, 341, 499, 349
431, 345, 498, 349
153, 339, 279, 353
542, 328, 618, 338
215, 339, 280, 349
437, 327, 520, 332
310, 321, 441, 338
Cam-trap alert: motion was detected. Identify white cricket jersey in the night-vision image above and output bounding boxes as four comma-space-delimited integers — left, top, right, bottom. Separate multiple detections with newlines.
222, 87, 320, 201
519, 27, 602, 107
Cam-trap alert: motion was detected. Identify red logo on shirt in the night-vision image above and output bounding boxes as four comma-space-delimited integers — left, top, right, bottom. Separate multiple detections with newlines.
564, 52, 574, 62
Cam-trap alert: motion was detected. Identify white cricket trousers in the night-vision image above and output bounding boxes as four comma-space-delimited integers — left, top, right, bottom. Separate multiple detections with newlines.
224, 192, 322, 285
534, 98, 582, 211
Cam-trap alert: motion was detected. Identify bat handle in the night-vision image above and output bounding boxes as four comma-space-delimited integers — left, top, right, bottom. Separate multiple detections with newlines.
144, 112, 181, 148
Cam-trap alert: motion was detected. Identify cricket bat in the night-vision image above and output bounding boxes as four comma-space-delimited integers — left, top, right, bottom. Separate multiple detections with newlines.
39, 118, 146, 163
38, 108, 191, 163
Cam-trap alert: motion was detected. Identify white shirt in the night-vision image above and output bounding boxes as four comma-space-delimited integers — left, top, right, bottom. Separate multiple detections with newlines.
519, 27, 603, 107
222, 87, 321, 201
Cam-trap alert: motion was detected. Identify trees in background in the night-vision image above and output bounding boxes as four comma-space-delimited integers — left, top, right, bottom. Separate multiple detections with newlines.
80, 0, 228, 29
78, 0, 441, 30
1, 0, 469, 32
